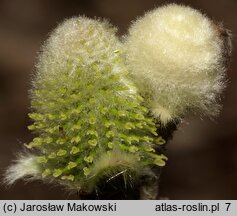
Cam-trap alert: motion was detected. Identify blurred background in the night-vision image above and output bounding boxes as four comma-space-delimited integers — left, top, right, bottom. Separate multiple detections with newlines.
0, 0, 236, 199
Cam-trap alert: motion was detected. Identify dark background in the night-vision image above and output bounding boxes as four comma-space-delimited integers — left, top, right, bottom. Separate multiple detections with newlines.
0, 0, 236, 199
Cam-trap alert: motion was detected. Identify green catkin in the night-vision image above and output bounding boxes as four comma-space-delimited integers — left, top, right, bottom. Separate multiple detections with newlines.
22, 17, 166, 193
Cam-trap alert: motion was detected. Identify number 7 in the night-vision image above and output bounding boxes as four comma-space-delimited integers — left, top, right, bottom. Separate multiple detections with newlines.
225, 203, 231, 211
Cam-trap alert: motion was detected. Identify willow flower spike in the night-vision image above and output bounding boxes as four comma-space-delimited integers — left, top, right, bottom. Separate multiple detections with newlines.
125, 4, 231, 125
5, 4, 231, 199
5, 17, 166, 195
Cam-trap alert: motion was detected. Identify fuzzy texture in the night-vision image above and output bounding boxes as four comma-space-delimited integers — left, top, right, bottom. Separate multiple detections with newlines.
4, 154, 40, 185
125, 4, 227, 124
5, 17, 166, 193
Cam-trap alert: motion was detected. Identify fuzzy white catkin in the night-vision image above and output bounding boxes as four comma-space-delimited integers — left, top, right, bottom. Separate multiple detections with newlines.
125, 4, 226, 124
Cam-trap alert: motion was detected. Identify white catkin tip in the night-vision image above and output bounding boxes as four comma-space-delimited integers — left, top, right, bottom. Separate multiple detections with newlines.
34, 16, 137, 98
4, 154, 40, 185
125, 3, 226, 124
37, 17, 121, 79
